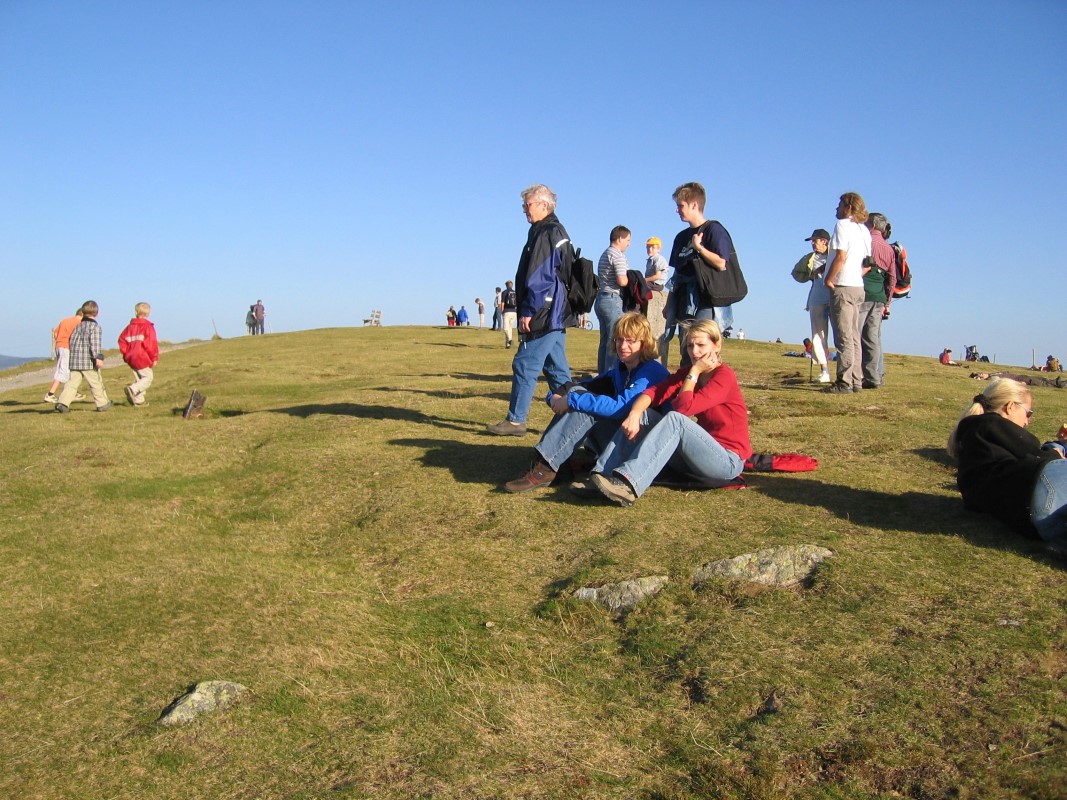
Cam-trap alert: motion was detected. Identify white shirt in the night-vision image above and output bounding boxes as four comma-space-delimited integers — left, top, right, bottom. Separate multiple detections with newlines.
827, 218, 871, 288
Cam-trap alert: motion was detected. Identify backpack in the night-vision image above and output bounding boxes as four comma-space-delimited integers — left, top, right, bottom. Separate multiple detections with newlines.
502, 288, 518, 309
558, 246, 598, 317
890, 242, 912, 299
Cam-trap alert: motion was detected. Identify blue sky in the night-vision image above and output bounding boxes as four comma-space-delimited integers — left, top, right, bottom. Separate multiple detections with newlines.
2, 0, 1064, 367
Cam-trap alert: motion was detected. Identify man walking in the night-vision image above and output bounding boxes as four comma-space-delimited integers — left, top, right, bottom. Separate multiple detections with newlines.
486, 184, 574, 436
823, 192, 871, 393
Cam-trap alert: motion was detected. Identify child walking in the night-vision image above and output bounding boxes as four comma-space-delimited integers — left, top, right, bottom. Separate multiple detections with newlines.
55, 300, 112, 412
118, 302, 159, 406
44, 307, 85, 403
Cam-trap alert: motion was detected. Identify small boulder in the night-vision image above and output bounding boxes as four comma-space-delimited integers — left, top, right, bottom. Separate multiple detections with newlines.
693, 545, 832, 588
157, 680, 248, 726
574, 575, 668, 613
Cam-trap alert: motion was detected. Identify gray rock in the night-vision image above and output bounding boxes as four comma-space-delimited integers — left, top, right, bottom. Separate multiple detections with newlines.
157, 680, 249, 726
573, 575, 668, 613
693, 545, 833, 588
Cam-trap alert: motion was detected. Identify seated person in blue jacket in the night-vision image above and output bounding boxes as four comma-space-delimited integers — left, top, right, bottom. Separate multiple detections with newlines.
504, 312, 669, 493
584, 318, 752, 506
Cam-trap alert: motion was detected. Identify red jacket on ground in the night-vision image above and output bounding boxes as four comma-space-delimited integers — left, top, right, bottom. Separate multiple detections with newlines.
118, 317, 159, 370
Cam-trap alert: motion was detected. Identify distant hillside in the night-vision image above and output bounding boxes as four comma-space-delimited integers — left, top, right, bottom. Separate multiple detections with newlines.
0, 354, 45, 370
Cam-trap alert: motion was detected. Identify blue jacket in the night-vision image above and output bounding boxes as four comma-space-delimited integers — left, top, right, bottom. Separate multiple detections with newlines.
516, 212, 574, 337
547, 358, 670, 420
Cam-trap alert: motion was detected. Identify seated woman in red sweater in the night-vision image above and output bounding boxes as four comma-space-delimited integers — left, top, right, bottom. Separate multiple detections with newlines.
948, 377, 1067, 559
586, 318, 751, 506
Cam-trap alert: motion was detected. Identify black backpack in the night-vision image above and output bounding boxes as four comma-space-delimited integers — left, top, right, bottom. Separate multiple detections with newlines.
558, 246, 598, 317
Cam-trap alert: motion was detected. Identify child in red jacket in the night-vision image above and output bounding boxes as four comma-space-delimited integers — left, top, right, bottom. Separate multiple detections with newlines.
118, 302, 159, 406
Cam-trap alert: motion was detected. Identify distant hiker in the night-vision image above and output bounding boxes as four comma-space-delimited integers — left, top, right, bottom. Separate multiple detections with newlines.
940, 348, 958, 366
1044, 355, 1061, 373
583, 318, 751, 506
491, 286, 502, 331
44, 307, 85, 404
252, 300, 265, 335
245, 305, 256, 335
948, 377, 1067, 560
485, 183, 574, 436
118, 302, 159, 407
475, 298, 485, 328
501, 280, 518, 349
503, 312, 668, 493
824, 192, 872, 394
643, 236, 670, 363
457, 305, 469, 326
859, 212, 896, 389
791, 227, 833, 383
446, 306, 456, 326
595, 225, 633, 374
55, 300, 112, 412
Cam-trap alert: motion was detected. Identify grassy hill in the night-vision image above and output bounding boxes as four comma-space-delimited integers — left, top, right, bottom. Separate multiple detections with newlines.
1, 326, 1064, 799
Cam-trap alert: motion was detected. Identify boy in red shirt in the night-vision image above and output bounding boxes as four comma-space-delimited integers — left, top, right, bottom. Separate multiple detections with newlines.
118, 303, 159, 406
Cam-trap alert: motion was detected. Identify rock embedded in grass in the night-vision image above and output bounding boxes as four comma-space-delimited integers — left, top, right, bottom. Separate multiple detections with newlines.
693, 544, 833, 588
573, 575, 668, 613
157, 680, 249, 726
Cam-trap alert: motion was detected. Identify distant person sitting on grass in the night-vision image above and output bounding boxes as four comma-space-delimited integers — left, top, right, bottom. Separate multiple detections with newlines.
503, 312, 669, 493
118, 302, 159, 406
948, 377, 1067, 560
44, 307, 85, 404
55, 300, 112, 413
939, 348, 958, 366
971, 371, 1066, 388
582, 318, 751, 506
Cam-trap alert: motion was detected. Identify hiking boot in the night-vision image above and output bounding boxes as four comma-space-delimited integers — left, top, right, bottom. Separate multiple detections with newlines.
568, 477, 600, 499
861, 381, 880, 389
591, 473, 638, 507
124, 385, 138, 405
43, 393, 58, 403
95, 401, 113, 412
54, 403, 69, 413
504, 460, 557, 493
486, 419, 526, 436
824, 382, 853, 394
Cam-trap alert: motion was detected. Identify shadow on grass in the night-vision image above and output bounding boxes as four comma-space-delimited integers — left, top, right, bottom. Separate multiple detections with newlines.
391, 387, 511, 402
751, 473, 1045, 557
392, 437, 535, 484
912, 446, 955, 467
267, 403, 478, 433
419, 372, 513, 384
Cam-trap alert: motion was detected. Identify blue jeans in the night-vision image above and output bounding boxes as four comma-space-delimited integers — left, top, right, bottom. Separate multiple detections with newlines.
1031, 458, 1067, 545
535, 410, 620, 471
507, 330, 571, 424
594, 292, 624, 374
594, 410, 744, 498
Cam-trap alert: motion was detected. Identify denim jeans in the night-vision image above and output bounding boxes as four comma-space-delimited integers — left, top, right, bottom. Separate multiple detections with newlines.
594, 292, 624, 374
507, 330, 571, 424
594, 410, 744, 498
535, 410, 620, 471
1031, 458, 1067, 545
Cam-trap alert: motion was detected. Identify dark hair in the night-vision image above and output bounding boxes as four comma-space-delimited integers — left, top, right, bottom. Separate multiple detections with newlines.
610, 225, 631, 244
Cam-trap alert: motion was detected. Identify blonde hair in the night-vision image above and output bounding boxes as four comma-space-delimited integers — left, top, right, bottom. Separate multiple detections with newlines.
680, 317, 722, 344
134, 302, 151, 318
611, 311, 657, 362
946, 377, 1031, 457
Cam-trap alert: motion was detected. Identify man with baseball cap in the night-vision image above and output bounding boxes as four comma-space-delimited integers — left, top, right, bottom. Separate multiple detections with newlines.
792, 227, 833, 383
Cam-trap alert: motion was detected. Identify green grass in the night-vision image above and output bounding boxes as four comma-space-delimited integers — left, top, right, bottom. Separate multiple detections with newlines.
1, 325, 1064, 799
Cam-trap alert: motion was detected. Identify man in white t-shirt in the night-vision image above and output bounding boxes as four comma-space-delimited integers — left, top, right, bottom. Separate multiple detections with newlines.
823, 192, 872, 393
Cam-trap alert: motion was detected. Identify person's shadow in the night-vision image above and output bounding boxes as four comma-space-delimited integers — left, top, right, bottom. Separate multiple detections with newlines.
269, 403, 478, 434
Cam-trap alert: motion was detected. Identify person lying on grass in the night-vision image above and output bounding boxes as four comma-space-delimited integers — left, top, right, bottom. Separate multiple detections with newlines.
504, 311, 669, 493
948, 377, 1067, 560
583, 318, 751, 506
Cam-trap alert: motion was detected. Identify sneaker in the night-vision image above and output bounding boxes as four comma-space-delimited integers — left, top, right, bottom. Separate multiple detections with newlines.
504, 460, 557, 493
124, 385, 137, 405
54, 403, 69, 413
824, 382, 853, 394
505, 340, 512, 349
817, 372, 832, 384
591, 472, 638, 507
73, 393, 86, 401
43, 393, 58, 403
95, 401, 113, 412
486, 419, 526, 436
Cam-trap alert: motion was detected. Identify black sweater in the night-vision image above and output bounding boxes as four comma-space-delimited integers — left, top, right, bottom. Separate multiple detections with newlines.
955, 413, 1058, 535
